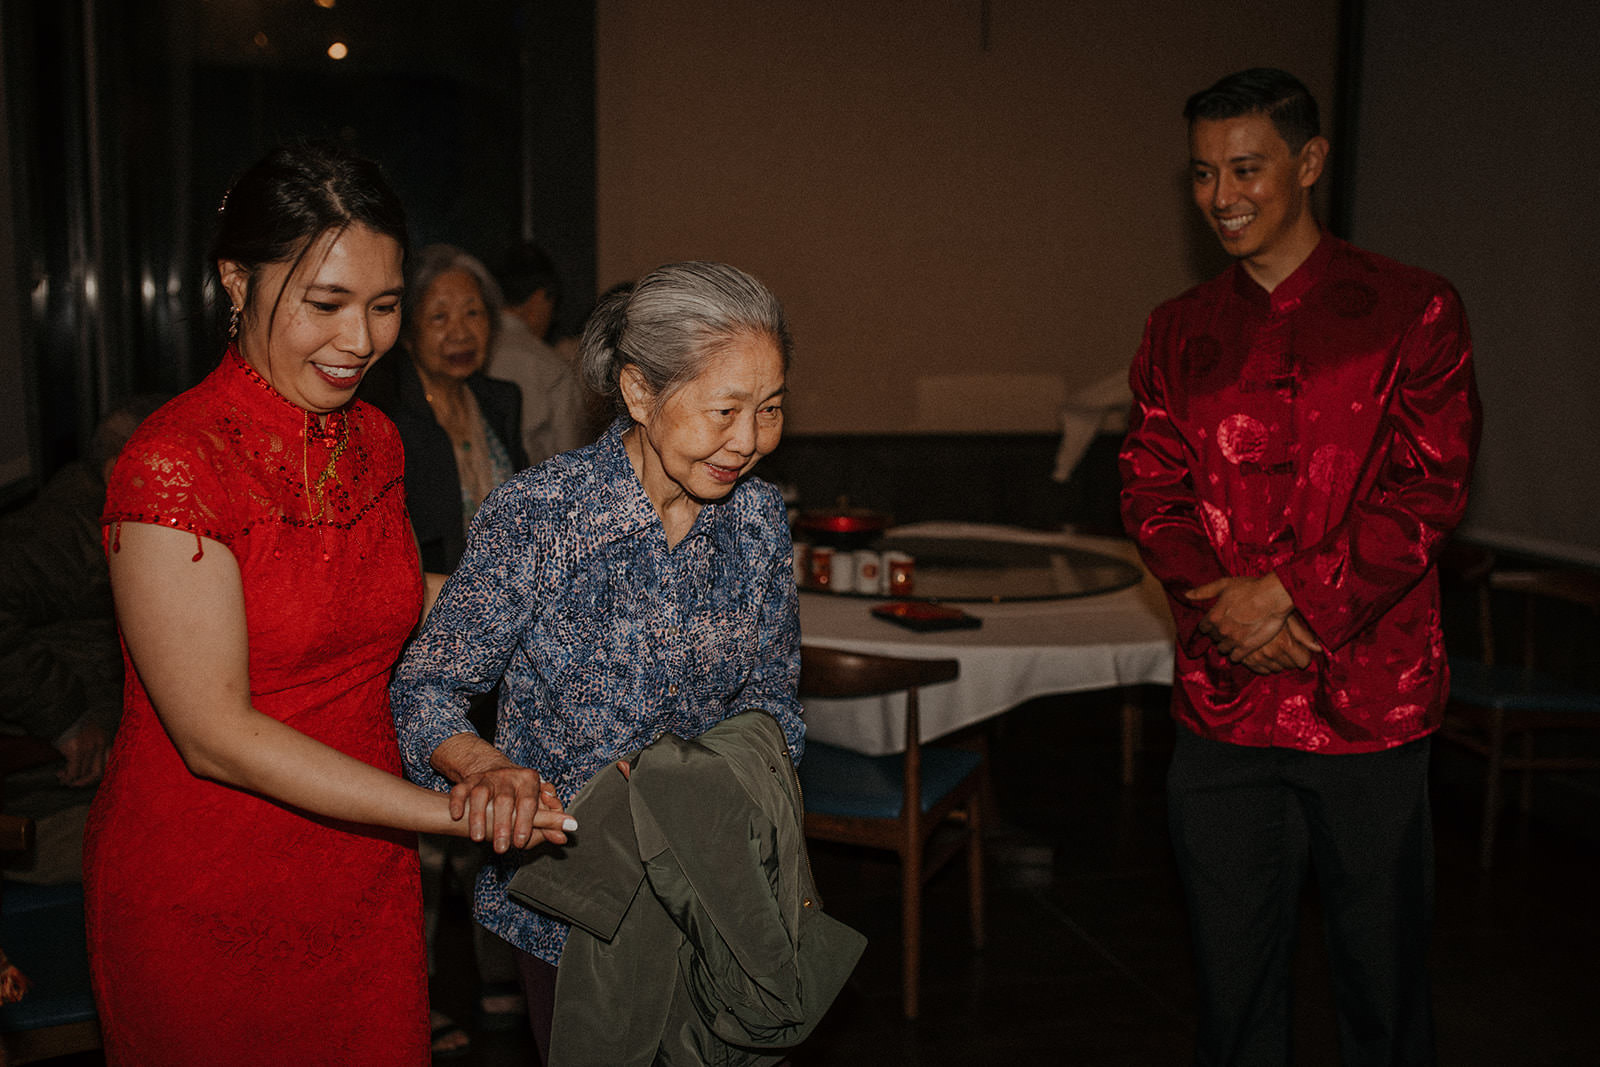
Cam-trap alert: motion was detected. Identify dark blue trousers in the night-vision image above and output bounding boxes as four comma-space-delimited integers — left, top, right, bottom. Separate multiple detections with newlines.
1167, 728, 1436, 1067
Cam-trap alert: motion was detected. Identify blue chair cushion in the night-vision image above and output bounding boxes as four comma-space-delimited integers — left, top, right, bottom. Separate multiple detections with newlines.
1448, 658, 1600, 715
799, 741, 983, 819
0, 880, 97, 1033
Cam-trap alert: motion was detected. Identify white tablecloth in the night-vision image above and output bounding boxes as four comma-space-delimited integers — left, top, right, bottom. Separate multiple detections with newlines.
798, 523, 1175, 755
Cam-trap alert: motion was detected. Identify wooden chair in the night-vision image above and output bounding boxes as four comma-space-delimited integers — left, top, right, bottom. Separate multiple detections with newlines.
1438, 548, 1600, 868
1, 737, 103, 1064
796, 646, 985, 1019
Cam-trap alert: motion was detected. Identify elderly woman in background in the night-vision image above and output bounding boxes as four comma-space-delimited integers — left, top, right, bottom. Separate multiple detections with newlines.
360, 243, 529, 573
359, 243, 535, 1055
391, 261, 805, 1060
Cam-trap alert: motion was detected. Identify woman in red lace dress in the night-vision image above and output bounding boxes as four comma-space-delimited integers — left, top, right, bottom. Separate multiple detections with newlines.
82, 143, 573, 1065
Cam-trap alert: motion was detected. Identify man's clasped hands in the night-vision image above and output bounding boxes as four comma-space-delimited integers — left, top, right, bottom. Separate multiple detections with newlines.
1186, 572, 1322, 675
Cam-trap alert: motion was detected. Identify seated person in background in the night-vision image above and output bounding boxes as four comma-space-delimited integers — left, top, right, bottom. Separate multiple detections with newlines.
489, 240, 589, 465
360, 243, 530, 573
0, 394, 165, 885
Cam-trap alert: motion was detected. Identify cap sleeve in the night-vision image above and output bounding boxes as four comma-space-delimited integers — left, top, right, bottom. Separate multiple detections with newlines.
103, 418, 237, 549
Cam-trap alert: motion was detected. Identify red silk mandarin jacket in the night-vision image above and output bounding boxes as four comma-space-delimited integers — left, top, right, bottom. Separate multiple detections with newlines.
1120, 234, 1481, 753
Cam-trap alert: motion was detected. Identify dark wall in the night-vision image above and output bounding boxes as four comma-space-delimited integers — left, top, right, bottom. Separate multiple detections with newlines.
1349, 0, 1600, 565
761, 431, 1126, 536
3, 0, 597, 485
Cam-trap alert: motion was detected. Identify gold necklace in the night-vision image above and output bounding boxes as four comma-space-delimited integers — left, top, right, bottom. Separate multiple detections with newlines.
303, 411, 349, 521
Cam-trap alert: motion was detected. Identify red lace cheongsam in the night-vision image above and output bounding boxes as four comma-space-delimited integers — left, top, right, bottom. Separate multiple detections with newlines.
85, 351, 428, 1064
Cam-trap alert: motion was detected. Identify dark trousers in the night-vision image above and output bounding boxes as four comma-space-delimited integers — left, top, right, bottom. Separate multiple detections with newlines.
514, 947, 558, 1066
1167, 728, 1436, 1067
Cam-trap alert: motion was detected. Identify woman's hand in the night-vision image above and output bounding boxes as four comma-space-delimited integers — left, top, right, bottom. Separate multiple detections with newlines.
450, 769, 572, 853
432, 734, 575, 852
109, 522, 522, 837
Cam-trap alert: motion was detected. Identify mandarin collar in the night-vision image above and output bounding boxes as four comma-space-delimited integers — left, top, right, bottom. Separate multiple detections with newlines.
589, 417, 733, 551
1230, 230, 1338, 312
220, 346, 350, 445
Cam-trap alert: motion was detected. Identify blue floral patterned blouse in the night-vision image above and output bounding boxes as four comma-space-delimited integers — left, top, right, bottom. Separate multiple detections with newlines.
391, 418, 804, 963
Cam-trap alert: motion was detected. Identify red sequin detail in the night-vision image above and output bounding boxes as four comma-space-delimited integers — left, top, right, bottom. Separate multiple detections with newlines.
87, 349, 429, 1060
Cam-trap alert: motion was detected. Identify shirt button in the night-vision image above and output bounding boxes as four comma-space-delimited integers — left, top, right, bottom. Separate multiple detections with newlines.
668, 684, 679, 696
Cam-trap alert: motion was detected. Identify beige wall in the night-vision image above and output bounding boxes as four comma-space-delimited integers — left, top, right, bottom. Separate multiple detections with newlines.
596, 1, 1340, 433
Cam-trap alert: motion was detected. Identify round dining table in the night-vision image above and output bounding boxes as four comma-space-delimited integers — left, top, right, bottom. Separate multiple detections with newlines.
796, 522, 1175, 780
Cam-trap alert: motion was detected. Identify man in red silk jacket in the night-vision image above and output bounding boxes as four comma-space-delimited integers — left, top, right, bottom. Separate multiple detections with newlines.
1120, 69, 1479, 1066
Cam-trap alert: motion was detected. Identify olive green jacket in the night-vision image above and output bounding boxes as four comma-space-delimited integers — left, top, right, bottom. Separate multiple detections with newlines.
508, 711, 866, 1066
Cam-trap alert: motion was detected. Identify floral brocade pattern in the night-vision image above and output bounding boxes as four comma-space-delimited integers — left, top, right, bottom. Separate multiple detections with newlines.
1120, 234, 1481, 754
391, 419, 804, 966
84, 350, 429, 1065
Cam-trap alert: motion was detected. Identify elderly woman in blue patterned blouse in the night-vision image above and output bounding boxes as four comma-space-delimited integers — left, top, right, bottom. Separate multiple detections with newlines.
390, 260, 804, 1057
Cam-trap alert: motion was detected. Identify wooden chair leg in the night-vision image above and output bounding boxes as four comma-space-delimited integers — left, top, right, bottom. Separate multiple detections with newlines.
1480, 709, 1506, 870
1518, 732, 1535, 813
902, 844, 922, 1020
966, 794, 986, 950
1120, 689, 1143, 786
965, 731, 999, 829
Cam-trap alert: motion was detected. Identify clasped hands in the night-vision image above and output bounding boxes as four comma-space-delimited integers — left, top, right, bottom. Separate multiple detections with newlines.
1185, 572, 1321, 675
435, 734, 577, 853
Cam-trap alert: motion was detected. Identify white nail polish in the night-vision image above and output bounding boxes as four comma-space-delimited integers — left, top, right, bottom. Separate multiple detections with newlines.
562, 817, 578, 832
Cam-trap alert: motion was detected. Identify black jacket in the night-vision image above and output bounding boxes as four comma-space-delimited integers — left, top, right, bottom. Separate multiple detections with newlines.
358, 354, 529, 573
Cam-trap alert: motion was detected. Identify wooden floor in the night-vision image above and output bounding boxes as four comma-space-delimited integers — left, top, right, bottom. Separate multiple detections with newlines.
418, 688, 1600, 1066
786, 692, 1600, 1065
36, 688, 1600, 1066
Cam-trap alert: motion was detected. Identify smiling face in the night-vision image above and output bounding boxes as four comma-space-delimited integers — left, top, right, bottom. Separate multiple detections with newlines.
623, 331, 786, 514
1189, 112, 1327, 289
410, 269, 492, 387
220, 224, 404, 413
